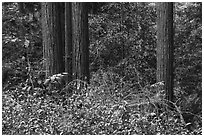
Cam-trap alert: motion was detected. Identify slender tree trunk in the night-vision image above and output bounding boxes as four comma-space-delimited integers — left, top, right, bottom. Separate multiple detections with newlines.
65, 2, 73, 83
41, 2, 65, 77
72, 2, 90, 83
156, 2, 174, 101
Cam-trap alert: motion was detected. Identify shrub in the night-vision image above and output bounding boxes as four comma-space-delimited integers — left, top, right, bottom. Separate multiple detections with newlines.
2, 77, 201, 135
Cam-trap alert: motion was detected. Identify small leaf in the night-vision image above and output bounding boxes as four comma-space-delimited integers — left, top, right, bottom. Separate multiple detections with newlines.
50, 76, 56, 82
26, 86, 32, 92
44, 79, 51, 85
62, 72, 68, 75
24, 39, 30, 48
21, 56, 26, 61
56, 73, 63, 77
22, 87, 27, 91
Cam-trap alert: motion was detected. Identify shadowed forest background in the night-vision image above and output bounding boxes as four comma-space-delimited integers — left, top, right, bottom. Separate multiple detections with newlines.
2, 2, 202, 135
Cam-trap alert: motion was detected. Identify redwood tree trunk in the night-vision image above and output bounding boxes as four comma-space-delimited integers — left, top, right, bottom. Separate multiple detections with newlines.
65, 2, 73, 83
72, 2, 90, 83
156, 2, 174, 101
41, 2, 65, 77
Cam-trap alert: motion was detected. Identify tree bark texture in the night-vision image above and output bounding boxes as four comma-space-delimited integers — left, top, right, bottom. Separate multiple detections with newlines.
156, 2, 174, 101
65, 2, 73, 83
72, 2, 90, 83
41, 2, 65, 77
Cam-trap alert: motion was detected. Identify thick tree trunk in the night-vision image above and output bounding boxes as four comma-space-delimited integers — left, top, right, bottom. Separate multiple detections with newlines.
41, 2, 65, 77
72, 2, 90, 83
156, 2, 174, 101
65, 2, 73, 83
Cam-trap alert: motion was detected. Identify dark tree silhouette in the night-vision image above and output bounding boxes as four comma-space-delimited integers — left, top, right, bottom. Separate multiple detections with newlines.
65, 2, 73, 83
72, 2, 90, 83
41, 2, 65, 77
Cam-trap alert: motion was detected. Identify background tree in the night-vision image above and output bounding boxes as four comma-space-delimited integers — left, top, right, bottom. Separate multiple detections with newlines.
156, 2, 174, 101
41, 2, 65, 77
72, 2, 90, 83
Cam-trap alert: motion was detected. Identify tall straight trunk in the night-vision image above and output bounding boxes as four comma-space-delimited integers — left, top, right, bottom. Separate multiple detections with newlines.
41, 2, 65, 77
72, 2, 90, 83
156, 2, 174, 101
65, 2, 73, 83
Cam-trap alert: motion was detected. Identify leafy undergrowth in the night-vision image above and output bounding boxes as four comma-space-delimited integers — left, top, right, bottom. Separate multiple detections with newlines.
2, 72, 202, 135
